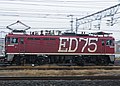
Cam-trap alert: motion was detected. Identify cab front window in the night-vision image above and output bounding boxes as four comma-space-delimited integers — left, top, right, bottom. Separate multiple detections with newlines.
6, 37, 10, 43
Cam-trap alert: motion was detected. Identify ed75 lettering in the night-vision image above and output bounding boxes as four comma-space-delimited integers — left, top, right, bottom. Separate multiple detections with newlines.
58, 37, 98, 52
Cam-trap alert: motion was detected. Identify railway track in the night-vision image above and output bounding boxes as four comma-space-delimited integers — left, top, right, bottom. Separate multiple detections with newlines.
0, 65, 120, 70
0, 76, 120, 80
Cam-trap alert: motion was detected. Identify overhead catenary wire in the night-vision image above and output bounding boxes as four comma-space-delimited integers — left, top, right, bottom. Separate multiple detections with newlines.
0, 1, 116, 8
0, 0, 118, 20
0, 0, 119, 31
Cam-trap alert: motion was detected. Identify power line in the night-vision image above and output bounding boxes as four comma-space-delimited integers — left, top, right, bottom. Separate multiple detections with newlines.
0, 0, 119, 32
0, 0, 117, 19
0, 11, 84, 18
0, 1, 117, 9
2, 0, 117, 2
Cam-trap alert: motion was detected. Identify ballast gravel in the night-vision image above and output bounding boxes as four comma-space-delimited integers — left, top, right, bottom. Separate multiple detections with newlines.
0, 80, 120, 86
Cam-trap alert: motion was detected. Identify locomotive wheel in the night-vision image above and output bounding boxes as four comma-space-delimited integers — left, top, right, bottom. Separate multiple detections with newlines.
95, 56, 109, 66
100, 59, 109, 66
20, 57, 26, 66
35, 57, 48, 65
13, 56, 21, 66
75, 57, 85, 66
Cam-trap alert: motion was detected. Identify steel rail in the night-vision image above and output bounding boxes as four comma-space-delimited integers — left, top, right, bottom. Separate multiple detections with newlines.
0, 66, 120, 70
0, 76, 120, 80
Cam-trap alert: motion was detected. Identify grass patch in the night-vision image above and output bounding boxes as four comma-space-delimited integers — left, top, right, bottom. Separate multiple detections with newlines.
0, 69, 120, 77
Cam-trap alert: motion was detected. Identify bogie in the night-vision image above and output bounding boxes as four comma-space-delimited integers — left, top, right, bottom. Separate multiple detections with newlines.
10, 55, 112, 66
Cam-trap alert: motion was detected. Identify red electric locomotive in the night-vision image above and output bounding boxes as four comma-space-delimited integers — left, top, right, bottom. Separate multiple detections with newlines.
5, 30, 115, 66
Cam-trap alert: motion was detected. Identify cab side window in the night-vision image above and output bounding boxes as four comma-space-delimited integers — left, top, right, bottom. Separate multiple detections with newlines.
11, 38, 18, 44
20, 38, 24, 44
106, 40, 113, 46
102, 40, 104, 46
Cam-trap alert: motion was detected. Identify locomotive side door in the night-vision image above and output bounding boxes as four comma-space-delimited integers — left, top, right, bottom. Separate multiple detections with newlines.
101, 39, 106, 54
19, 37, 25, 53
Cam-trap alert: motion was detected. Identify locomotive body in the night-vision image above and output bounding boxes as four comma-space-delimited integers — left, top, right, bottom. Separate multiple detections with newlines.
5, 32, 115, 65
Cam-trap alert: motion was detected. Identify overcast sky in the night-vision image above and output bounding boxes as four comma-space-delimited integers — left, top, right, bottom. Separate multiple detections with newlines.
0, 0, 120, 40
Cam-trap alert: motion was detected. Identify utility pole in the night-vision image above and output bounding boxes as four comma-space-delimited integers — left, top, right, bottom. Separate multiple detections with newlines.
67, 15, 74, 32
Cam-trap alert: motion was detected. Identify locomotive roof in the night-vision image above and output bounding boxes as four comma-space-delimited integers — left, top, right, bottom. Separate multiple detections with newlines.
89, 32, 112, 35
6, 32, 114, 39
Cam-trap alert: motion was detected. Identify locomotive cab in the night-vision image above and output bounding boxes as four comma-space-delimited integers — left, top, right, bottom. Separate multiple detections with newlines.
5, 32, 26, 63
